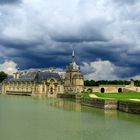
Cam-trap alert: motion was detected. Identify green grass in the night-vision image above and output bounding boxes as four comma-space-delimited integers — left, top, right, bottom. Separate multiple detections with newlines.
82, 92, 140, 102
82, 92, 91, 99
95, 92, 140, 100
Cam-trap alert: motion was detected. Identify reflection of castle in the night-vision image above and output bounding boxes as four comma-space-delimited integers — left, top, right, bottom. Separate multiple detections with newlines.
2, 51, 84, 97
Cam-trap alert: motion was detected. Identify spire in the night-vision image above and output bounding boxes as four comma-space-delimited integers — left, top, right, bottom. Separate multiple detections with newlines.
72, 50, 75, 63
67, 50, 80, 71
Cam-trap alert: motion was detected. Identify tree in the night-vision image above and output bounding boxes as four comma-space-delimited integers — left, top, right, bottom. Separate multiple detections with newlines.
84, 80, 131, 86
0, 71, 7, 83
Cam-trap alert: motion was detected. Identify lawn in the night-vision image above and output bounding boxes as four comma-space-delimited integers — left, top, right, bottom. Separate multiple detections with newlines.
95, 92, 140, 100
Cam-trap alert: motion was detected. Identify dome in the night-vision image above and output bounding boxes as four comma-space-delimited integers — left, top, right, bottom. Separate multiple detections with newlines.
68, 62, 80, 71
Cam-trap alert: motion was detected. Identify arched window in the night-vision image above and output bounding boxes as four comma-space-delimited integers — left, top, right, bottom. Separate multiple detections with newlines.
118, 88, 122, 93
42, 87, 45, 92
50, 87, 53, 94
87, 88, 92, 93
50, 79, 55, 84
101, 88, 105, 93
58, 86, 60, 92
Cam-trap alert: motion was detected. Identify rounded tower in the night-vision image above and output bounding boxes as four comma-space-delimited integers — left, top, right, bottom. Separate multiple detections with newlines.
64, 50, 84, 93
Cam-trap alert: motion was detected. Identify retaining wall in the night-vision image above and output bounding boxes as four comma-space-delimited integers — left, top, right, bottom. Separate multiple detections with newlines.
81, 98, 118, 110
81, 98, 140, 114
118, 101, 140, 114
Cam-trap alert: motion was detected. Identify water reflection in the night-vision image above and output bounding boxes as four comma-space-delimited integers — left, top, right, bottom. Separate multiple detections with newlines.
104, 110, 118, 119
0, 95, 140, 140
117, 111, 140, 124
81, 104, 140, 124
49, 99, 81, 112
1, 95, 140, 124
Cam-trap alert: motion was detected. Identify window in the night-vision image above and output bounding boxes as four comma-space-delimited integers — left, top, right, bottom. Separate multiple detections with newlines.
50, 87, 53, 94
118, 88, 122, 93
101, 88, 105, 93
43, 86, 45, 92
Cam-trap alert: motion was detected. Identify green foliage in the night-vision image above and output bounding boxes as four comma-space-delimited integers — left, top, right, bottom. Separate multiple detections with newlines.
0, 71, 7, 83
95, 93, 140, 100
84, 80, 131, 86
134, 80, 140, 86
84, 80, 96, 86
82, 92, 91, 99
84, 80, 140, 87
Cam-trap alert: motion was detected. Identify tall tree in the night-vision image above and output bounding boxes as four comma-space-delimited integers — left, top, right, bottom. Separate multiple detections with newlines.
0, 71, 7, 83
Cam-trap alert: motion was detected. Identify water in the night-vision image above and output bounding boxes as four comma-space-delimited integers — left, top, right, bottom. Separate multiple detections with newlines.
0, 95, 140, 140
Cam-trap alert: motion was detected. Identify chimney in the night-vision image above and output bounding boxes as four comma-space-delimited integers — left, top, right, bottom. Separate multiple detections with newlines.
13, 72, 19, 79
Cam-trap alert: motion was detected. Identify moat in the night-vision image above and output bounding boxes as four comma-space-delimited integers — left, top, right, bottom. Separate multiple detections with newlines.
0, 95, 140, 140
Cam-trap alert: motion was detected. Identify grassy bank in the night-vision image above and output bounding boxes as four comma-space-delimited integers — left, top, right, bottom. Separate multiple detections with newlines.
95, 93, 140, 100
82, 92, 140, 101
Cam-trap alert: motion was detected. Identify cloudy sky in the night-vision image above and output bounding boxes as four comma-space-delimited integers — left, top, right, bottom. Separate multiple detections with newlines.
0, 0, 140, 80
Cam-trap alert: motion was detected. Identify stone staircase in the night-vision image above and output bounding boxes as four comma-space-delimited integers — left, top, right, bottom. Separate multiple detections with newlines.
123, 86, 138, 92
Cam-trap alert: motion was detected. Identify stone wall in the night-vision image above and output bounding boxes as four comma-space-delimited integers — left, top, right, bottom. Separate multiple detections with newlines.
81, 98, 140, 114
85, 85, 125, 93
118, 101, 140, 114
85, 85, 140, 93
81, 98, 118, 110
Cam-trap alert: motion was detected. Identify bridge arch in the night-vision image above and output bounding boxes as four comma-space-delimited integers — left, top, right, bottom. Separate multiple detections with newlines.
118, 88, 122, 93
87, 88, 92, 93
100, 88, 105, 93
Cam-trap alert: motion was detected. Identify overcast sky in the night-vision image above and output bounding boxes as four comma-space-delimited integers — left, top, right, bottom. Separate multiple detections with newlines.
0, 0, 140, 80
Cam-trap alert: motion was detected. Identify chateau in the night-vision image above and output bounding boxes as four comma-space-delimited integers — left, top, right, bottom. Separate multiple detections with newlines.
2, 51, 84, 97
2, 50, 140, 97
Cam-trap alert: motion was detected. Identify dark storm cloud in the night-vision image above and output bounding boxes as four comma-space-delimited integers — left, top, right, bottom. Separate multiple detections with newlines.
76, 42, 127, 65
0, 38, 40, 49
0, 38, 72, 70
52, 27, 108, 43
75, 41, 140, 79
0, 0, 21, 5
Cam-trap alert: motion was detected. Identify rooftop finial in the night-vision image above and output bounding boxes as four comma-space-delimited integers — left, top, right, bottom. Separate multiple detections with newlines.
72, 50, 75, 63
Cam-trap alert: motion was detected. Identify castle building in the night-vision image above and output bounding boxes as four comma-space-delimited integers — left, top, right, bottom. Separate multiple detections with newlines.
2, 51, 84, 97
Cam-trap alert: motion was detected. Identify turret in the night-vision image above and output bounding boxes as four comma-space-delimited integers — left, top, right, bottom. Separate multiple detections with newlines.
64, 50, 84, 93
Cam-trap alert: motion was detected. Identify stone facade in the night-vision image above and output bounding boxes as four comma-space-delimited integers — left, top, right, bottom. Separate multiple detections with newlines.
2, 72, 64, 97
2, 51, 84, 97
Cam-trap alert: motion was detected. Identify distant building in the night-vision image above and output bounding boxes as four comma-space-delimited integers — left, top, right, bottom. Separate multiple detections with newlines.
2, 51, 84, 97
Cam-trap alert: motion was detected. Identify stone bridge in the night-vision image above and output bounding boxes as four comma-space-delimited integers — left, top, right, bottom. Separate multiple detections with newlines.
84, 85, 137, 93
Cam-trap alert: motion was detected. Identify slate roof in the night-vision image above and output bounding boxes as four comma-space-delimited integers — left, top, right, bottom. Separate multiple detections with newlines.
6, 71, 62, 83
37, 72, 61, 82
7, 75, 14, 81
